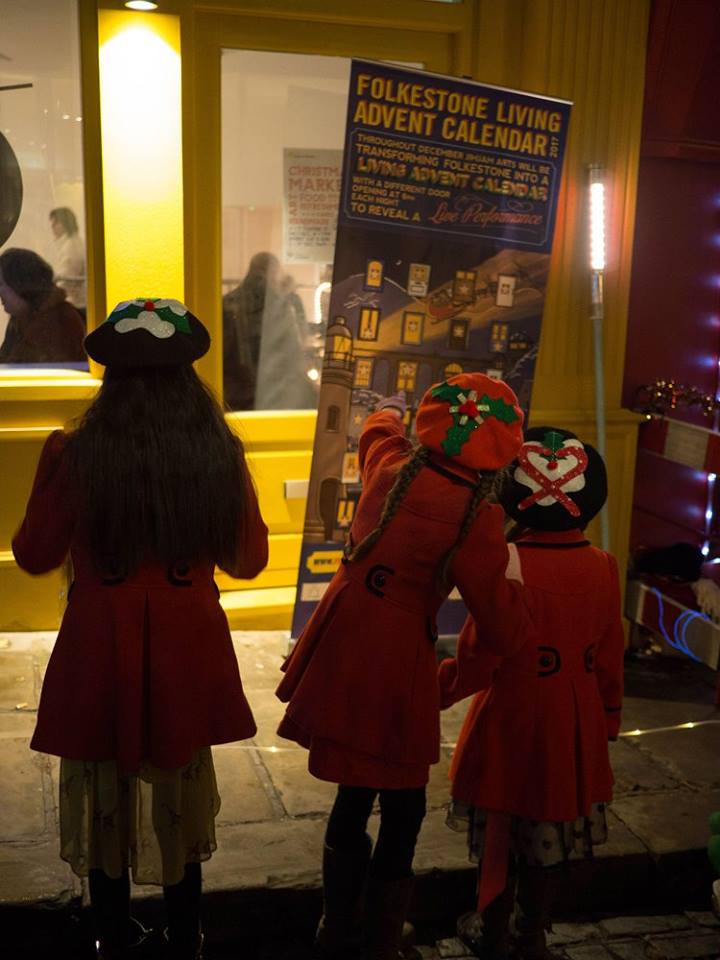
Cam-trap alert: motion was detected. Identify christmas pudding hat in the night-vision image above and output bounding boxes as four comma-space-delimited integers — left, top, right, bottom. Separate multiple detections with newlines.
500, 426, 607, 531
84, 298, 210, 367
415, 373, 524, 472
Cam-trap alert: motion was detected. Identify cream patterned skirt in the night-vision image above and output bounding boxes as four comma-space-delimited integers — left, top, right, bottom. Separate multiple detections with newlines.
447, 800, 608, 867
59, 747, 220, 887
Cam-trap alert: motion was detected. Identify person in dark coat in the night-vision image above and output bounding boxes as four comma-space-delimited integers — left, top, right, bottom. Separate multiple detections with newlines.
13, 298, 269, 960
222, 251, 280, 409
0, 247, 85, 363
440, 427, 624, 960
277, 373, 532, 960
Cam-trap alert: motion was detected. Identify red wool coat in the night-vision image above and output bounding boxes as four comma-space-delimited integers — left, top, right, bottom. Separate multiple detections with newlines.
276, 411, 530, 787
440, 529, 625, 822
13, 430, 269, 773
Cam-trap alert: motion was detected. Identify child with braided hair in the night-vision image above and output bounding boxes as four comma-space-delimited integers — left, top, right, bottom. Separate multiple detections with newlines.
276, 373, 531, 960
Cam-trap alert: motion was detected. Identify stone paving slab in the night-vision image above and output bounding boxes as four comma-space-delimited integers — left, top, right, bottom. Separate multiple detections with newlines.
0, 840, 78, 905
610, 788, 720, 856
598, 916, 692, 937
644, 931, 720, 958
213, 744, 278, 825
563, 946, 617, 960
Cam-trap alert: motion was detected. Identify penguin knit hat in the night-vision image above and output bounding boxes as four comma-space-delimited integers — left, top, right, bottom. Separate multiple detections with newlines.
500, 426, 607, 531
415, 373, 524, 472
84, 298, 210, 367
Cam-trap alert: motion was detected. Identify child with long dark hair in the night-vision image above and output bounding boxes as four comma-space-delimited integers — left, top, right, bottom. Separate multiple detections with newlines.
13, 298, 269, 960
277, 373, 532, 960
440, 427, 624, 960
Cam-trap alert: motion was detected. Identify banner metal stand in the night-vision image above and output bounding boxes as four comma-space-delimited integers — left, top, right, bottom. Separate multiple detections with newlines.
589, 163, 610, 551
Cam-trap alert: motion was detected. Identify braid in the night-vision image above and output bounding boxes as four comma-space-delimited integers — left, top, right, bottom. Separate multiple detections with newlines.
439, 470, 500, 591
344, 446, 431, 563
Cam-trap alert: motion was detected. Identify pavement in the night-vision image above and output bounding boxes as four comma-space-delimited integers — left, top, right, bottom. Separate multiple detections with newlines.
1, 630, 719, 958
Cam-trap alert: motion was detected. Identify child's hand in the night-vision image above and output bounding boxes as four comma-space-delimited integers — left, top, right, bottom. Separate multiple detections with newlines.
377, 391, 407, 417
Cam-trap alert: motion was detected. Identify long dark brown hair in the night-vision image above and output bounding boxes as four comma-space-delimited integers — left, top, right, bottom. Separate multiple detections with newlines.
66, 364, 251, 575
344, 444, 500, 591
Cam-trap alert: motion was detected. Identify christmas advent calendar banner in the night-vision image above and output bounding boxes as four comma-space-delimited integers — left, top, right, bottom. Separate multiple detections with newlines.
292, 60, 571, 637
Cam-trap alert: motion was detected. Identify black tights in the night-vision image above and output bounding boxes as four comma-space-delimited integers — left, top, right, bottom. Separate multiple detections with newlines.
89, 862, 202, 949
325, 784, 426, 881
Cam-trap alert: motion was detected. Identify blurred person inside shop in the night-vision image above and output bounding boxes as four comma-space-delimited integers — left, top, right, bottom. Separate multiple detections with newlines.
49, 206, 86, 313
0, 247, 86, 365
223, 251, 316, 411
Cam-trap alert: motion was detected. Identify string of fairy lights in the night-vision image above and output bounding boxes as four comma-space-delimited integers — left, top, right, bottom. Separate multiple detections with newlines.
634, 378, 720, 560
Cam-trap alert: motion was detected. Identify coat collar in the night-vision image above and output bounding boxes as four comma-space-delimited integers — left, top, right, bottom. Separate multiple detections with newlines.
426, 451, 480, 487
514, 528, 590, 548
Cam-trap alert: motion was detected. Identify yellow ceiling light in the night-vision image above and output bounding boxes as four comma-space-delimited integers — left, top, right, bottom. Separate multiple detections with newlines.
124, 1, 158, 10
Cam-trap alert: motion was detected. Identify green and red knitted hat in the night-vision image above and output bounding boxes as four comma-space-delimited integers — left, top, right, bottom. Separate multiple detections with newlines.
500, 426, 607, 531
415, 373, 524, 472
84, 298, 210, 367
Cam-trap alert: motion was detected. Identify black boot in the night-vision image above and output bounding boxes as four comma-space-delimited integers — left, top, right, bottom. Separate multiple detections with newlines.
89, 869, 131, 960
514, 865, 558, 960
457, 868, 517, 959
314, 835, 372, 958
363, 875, 414, 960
163, 863, 203, 960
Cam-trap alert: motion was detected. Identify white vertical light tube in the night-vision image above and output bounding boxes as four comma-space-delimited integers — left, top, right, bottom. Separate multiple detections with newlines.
589, 165, 610, 551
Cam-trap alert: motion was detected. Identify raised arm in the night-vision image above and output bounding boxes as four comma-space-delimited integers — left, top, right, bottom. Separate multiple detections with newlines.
595, 552, 625, 739
358, 409, 411, 482
12, 431, 75, 574
449, 503, 530, 658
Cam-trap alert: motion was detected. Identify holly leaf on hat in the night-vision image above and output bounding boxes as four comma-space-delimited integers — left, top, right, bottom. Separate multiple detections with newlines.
431, 381, 464, 405
443, 422, 479, 457
479, 393, 520, 424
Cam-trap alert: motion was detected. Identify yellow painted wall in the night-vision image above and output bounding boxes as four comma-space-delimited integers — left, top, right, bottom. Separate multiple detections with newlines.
0, 0, 648, 631
98, 9, 184, 307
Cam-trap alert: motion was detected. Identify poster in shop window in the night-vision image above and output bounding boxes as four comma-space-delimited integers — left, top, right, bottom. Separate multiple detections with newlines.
292, 59, 571, 637
283, 148, 343, 263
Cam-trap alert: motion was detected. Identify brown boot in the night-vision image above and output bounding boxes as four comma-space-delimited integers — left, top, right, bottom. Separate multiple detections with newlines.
363, 875, 414, 960
514, 865, 558, 960
315, 836, 372, 958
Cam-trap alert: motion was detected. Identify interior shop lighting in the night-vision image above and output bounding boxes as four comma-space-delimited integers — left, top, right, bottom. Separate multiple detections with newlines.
314, 281, 331, 325
125, 1, 158, 10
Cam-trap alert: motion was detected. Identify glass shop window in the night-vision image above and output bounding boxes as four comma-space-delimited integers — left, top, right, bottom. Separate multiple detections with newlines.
221, 50, 350, 411
0, 0, 88, 369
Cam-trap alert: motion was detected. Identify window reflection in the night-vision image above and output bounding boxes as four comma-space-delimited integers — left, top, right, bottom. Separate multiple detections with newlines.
0, 0, 87, 370
223, 252, 317, 410
0, 248, 84, 363
221, 50, 350, 411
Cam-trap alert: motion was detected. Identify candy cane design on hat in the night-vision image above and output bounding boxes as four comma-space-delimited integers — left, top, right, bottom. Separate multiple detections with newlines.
515, 430, 588, 516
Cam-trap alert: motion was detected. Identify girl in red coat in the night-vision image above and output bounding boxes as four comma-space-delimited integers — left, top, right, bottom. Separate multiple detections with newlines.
277, 373, 532, 960
439, 427, 625, 960
12, 299, 269, 960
